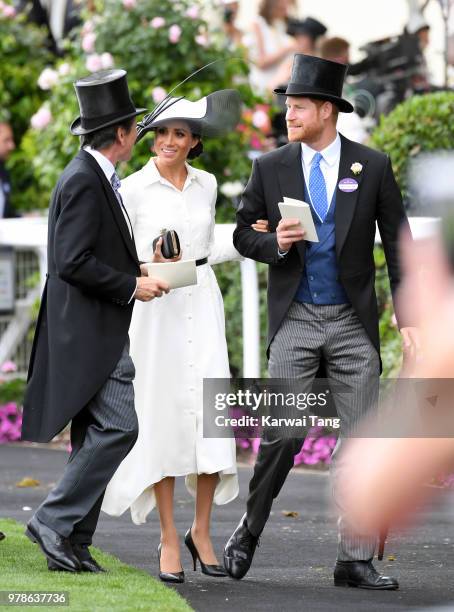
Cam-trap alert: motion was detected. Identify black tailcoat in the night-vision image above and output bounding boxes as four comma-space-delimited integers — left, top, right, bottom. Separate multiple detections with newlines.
21, 150, 140, 442
233, 135, 411, 365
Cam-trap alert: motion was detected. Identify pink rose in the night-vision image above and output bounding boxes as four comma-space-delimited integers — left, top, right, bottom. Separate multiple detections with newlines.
150, 16, 165, 28
1, 360, 17, 373
152, 87, 167, 103
58, 62, 71, 76
82, 32, 96, 53
195, 33, 209, 47
37, 67, 59, 90
186, 6, 199, 19
122, 0, 136, 8
100, 52, 114, 69
2, 4, 16, 18
81, 20, 94, 35
168, 24, 182, 44
252, 109, 269, 130
31, 107, 52, 130
86, 54, 103, 72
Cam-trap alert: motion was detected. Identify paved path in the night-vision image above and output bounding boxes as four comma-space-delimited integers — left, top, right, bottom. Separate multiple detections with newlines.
1, 444, 454, 611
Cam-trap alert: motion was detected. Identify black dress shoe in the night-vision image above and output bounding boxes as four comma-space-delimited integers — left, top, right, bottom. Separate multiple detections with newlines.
47, 544, 106, 573
334, 560, 399, 590
157, 544, 184, 583
184, 528, 227, 577
25, 516, 81, 572
223, 514, 260, 580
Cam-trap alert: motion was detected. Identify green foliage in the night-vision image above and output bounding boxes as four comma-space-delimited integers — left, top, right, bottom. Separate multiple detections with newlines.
0, 7, 52, 211
0, 377, 26, 404
0, 10, 50, 135
374, 246, 402, 376
370, 92, 454, 200
17, 0, 260, 211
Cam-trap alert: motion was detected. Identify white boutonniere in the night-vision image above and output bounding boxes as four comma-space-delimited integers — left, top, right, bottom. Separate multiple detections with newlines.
350, 162, 363, 176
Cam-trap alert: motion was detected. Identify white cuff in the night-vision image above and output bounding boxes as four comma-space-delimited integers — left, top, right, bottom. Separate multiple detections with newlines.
128, 279, 138, 304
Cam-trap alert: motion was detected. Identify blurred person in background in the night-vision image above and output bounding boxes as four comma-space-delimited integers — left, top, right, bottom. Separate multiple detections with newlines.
0, 121, 19, 218
340, 233, 454, 535
320, 36, 350, 66
220, 0, 243, 49
405, 14, 432, 91
321, 37, 369, 144
269, 17, 328, 91
16, 0, 81, 54
246, 0, 297, 95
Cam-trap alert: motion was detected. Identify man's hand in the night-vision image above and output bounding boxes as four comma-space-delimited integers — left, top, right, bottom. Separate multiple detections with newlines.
134, 276, 169, 302
251, 219, 270, 233
276, 218, 305, 251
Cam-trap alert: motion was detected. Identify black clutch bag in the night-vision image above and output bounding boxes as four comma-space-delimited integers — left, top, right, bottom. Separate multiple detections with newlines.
152, 228, 181, 259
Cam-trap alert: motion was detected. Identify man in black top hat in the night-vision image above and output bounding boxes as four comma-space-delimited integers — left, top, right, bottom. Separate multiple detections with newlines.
22, 69, 169, 573
224, 54, 418, 588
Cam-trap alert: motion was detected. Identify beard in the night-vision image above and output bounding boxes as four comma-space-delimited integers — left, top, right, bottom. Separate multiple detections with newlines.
286, 121, 323, 144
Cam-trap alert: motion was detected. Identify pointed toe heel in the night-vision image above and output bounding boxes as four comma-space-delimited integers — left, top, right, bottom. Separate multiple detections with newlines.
184, 528, 227, 578
157, 544, 185, 584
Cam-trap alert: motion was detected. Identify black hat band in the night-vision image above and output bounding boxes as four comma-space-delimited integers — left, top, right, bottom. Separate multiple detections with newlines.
79, 105, 136, 130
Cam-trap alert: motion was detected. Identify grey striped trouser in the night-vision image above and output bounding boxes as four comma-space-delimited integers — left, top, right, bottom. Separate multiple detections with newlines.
247, 302, 379, 561
36, 341, 139, 543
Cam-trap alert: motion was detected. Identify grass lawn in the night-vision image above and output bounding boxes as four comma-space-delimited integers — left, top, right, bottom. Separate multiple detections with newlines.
0, 519, 192, 612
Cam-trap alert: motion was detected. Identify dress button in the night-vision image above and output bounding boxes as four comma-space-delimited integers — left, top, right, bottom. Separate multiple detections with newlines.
314, 292, 318, 298
188, 339, 192, 344
185, 242, 190, 247
189, 363, 194, 368
188, 315, 192, 320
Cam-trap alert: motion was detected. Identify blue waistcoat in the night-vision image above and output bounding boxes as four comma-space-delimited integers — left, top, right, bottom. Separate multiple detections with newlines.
295, 180, 350, 305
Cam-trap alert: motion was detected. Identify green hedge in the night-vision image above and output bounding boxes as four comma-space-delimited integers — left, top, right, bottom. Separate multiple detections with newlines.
370, 91, 454, 201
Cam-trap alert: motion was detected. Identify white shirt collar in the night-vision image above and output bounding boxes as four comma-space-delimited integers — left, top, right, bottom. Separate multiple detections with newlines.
84, 146, 116, 183
143, 157, 199, 187
301, 132, 341, 168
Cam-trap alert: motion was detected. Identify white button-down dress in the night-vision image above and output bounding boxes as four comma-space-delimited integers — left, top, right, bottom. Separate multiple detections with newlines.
102, 159, 239, 524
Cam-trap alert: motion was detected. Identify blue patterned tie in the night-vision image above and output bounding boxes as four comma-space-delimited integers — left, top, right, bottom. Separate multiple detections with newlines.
309, 152, 328, 222
111, 172, 133, 238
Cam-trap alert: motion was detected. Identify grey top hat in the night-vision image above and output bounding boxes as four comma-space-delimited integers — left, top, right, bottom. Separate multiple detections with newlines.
274, 54, 354, 113
70, 69, 147, 136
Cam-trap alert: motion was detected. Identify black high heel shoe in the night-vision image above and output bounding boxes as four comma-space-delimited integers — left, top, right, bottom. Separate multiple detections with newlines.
184, 528, 227, 577
157, 543, 184, 583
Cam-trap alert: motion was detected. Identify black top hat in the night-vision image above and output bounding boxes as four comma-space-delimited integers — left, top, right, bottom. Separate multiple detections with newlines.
287, 17, 327, 41
70, 69, 147, 136
274, 54, 354, 113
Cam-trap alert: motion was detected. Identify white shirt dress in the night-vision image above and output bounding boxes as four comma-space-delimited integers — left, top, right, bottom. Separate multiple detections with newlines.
102, 159, 239, 525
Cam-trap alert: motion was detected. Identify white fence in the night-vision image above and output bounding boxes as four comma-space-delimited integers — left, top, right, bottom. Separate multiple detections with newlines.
0, 216, 439, 377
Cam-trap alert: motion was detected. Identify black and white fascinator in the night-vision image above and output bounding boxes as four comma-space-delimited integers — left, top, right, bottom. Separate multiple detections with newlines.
136, 60, 242, 142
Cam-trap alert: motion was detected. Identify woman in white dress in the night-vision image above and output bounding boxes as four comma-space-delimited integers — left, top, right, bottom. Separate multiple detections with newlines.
102, 91, 244, 582
246, 0, 296, 94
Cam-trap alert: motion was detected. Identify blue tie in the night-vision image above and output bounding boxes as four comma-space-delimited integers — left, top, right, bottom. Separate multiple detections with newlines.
111, 172, 133, 238
309, 152, 328, 222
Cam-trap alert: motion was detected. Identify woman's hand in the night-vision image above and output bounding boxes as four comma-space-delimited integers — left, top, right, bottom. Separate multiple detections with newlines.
152, 237, 182, 263
251, 219, 270, 233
